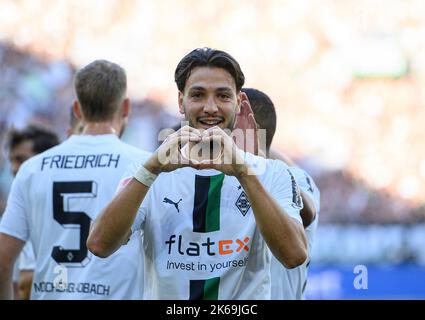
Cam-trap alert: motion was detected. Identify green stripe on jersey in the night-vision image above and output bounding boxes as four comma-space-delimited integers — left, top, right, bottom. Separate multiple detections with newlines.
189, 277, 220, 300
203, 277, 220, 300
205, 174, 224, 232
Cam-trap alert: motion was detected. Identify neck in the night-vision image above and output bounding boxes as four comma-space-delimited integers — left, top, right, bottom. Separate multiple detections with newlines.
82, 122, 119, 136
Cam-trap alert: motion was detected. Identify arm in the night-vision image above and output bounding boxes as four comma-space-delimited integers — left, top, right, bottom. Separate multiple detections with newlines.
299, 190, 316, 228
0, 233, 24, 300
18, 270, 33, 300
238, 173, 307, 269
199, 128, 308, 269
87, 126, 201, 257
234, 96, 315, 229
269, 147, 317, 228
87, 178, 150, 258
17, 243, 36, 300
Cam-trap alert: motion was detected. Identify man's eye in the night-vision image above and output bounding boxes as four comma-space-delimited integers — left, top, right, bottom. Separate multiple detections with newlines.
191, 93, 202, 98
219, 94, 230, 100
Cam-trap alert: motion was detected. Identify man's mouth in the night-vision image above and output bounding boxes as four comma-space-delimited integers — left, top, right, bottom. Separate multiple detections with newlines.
198, 118, 223, 127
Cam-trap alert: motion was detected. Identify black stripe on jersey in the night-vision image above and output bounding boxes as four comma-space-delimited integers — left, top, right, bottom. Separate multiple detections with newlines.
193, 175, 210, 232
189, 278, 220, 300
189, 279, 205, 300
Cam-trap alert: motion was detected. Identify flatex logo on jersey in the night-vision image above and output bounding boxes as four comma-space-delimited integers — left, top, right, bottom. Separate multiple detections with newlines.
165, 234, 250, 256
164, 235, 250, 273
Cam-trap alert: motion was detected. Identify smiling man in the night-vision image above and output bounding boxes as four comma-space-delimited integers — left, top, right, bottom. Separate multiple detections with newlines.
87, 48, 307, 300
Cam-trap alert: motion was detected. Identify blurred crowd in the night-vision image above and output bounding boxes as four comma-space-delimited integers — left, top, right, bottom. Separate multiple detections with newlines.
1, 0, 425, 224
0, 41, 423, 225
0, 42, 177, 212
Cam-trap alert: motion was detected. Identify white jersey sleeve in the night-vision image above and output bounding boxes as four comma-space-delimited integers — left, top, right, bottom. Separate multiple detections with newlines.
288, 166, 320, 214
288, 165, 320, 252
19, 242, 36, 270
269, 160, 304, 225
270, 164, 320, 300
0, 168, 30, 242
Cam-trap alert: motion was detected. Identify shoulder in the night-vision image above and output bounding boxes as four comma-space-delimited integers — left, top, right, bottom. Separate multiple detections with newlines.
115, 141, 152, 161
288, 165, 321, 213
244, 152, 291, 178
15, 143, 65, 178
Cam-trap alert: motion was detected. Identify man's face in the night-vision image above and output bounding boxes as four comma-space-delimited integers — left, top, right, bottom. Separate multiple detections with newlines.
178, 67, 241, 131
9, 140, 34, 176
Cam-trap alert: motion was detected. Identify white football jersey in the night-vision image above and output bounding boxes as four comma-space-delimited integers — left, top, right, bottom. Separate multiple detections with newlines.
128, 153, 303, 300
0, 134, 150, 299
19, 241, 36, 270
270, 165, 320, 300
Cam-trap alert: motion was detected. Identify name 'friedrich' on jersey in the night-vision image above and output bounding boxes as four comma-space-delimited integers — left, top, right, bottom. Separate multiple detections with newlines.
0, 134, 150, 300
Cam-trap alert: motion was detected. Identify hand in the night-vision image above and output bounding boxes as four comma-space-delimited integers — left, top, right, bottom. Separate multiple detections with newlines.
144, 126, 201, 174
233, 92, 259, 155
193, 126, 251, 177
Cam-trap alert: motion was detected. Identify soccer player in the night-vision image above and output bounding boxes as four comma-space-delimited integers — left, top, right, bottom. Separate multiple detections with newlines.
0, 60, 150, 299
4, 125, 59, 300
87, 48, 308, 300
238, 88, 320, 299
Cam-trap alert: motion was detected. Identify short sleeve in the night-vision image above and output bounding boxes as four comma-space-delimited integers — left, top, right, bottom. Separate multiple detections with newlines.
0, 172, 30, 242
269, 160, 304, 225
288, 166, 320, 214
19, 242, 36, 270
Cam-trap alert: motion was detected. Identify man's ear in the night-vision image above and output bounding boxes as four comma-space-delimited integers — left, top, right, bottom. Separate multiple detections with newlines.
122, 98, 130, 118
178, 91, 185, 115
73, 100, 83, 120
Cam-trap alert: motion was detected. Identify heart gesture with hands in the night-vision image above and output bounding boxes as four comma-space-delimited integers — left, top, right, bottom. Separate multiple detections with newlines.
144, 125, 251, 178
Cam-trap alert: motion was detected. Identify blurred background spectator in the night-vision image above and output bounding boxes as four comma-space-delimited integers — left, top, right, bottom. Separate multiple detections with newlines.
0, 0, 424, 299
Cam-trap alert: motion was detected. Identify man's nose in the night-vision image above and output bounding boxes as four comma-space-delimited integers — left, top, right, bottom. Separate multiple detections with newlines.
203, 97, 218, 113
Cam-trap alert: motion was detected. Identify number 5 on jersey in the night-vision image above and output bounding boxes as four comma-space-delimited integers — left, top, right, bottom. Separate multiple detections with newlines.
51, 181, 97, 267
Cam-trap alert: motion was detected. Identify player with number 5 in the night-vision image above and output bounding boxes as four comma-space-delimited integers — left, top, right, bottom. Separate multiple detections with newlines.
0, 60, 150, 299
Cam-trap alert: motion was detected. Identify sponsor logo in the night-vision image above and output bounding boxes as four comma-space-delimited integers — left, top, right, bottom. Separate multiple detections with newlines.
165, 234, 250, 256
163, 197, 182, 213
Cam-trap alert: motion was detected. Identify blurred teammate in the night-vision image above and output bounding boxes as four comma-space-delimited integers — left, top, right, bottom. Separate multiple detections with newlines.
88, 48, 307, 299
237, 87, 320, 299
0, 60, 150, 299
13, 108, 84, 299
4, 125, 59, 299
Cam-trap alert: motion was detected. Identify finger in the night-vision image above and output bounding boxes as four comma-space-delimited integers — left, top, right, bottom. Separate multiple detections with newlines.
201, 134, 233, 149
178, 132, 202, 142
248, 113, 258, 130
177, 135, 197, 144
165, 134, 196, 151
236, 92, 248, 116
179, 125, 202, 137
195, 162, 217, 170
240, 92, 248, 104
205, 126, 227, 136
241, 98, 254, 116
